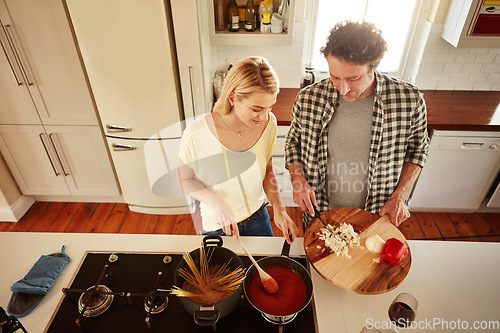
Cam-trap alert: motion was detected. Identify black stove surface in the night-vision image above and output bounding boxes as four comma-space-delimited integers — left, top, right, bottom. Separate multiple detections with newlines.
45, 252, 317, 332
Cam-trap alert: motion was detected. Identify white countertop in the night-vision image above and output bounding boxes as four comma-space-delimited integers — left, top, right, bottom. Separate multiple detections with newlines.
0, 232, 499, 333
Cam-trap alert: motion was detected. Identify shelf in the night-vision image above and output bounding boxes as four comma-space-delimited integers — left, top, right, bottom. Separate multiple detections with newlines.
205, 0, 295, 46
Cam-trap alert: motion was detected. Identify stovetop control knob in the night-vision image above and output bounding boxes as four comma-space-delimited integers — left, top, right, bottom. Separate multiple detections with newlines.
108, 254, 118, 263
162, 255, 172, 264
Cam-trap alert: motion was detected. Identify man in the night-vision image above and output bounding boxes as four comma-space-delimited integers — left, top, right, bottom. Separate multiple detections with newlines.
285, 21, 429, 227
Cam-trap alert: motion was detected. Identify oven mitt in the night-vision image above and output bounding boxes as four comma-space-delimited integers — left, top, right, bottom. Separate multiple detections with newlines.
7, 245, 70, 318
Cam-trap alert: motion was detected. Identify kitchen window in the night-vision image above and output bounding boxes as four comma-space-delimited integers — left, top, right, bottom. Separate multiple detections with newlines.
307, 0, 428, 80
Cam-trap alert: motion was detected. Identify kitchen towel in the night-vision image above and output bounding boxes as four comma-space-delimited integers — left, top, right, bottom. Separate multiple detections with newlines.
7, 245, 71, 318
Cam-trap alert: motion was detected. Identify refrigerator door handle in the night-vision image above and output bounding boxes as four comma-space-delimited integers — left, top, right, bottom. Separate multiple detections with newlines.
106, 124, 132, 133
112, 143, 137, 151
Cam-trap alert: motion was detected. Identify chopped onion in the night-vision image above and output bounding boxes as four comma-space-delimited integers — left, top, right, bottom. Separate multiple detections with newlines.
318, 223, 360, 258
365, 234, 385, 253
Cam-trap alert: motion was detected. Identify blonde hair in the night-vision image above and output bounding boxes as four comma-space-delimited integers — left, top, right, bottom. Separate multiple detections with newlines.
213, 56, 279, 115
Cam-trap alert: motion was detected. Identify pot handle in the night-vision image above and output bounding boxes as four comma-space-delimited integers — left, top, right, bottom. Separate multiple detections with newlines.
194, 309, 220, 326
202, 235, 223, 247
281, 239, 291, 257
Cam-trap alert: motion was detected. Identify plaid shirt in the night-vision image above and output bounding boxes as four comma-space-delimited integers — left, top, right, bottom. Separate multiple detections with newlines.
285, 71, 429, 226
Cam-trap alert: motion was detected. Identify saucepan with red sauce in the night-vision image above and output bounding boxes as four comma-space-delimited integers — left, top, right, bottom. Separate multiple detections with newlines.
243, 240, 313, 326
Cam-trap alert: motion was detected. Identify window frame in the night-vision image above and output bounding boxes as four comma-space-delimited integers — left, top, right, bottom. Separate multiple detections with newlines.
304, 0, 432, 83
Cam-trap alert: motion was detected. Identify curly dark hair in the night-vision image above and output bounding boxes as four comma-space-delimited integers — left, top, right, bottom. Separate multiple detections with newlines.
320, 20, 387, 70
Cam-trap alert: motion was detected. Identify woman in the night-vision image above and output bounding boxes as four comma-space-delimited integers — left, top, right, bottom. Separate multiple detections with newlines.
178, 56, 298, 244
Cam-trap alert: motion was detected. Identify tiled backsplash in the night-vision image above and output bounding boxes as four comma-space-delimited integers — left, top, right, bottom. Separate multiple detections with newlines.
213, 23, 306, 88
214, 22, 500, 91
415, 24, 500, 91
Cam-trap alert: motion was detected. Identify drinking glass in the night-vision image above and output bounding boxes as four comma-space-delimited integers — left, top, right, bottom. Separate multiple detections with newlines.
388, 292, 418, 329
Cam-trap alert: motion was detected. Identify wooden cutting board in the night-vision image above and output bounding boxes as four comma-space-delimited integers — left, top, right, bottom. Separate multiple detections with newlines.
304, 207, 411, 295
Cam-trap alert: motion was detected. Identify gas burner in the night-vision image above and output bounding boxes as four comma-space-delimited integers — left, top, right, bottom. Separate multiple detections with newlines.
261, 313, 297, 326
78, 285, 114, 317
144, 291, 168, 314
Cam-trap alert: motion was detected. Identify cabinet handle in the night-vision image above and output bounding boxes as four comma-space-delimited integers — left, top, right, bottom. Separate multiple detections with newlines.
39, 133, 60, 176
4, 24, 33, 86
106, 124, 132, 132
0, 22, 23, 86
462, 142, 484, 148
188, 66, 196, 119
49, 133, 70, 176
112, 143, 136, 151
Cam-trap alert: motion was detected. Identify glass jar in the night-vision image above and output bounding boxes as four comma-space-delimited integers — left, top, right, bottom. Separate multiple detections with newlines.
301, 65, 315, 88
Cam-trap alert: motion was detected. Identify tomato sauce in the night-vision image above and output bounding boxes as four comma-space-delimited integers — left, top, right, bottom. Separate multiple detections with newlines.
248, 265, 307, 316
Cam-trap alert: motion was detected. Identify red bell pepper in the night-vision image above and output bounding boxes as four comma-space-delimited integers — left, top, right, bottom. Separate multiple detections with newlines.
381, 238, 408, 265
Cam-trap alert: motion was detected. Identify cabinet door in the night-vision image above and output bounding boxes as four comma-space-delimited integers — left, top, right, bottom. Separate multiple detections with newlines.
171, 0, 211, 119
45, 125, 120, 197
106, 137, 192, 213
65, 0, 183, 138
1, 0, 97, 125
0, 124, 70, 195
0, 3, 41, 125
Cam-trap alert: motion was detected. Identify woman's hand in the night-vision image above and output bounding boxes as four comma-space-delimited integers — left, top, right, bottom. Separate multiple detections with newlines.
273, 207, 299, 244
211, 197, 241, 240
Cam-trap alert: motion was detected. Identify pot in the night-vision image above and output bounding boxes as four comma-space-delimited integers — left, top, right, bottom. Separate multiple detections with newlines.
243, 240, 313, 326
173, 235, 243, 326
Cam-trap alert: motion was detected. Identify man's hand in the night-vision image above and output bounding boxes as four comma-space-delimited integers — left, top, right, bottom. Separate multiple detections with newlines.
379, 195, 410, 227
380, 162, 422, 227
289, 163, 317, 216
273, 207, 299, 244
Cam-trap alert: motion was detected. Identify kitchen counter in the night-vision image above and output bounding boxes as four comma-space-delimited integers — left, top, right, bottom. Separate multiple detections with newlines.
1, 232, 499, 332
274, 89, 500, 132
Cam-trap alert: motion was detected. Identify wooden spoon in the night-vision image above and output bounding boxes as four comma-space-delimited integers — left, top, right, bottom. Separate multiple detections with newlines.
238, 239, 279, 294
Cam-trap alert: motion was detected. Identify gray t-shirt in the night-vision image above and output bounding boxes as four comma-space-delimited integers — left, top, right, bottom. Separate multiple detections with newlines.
327, 94, 374, 209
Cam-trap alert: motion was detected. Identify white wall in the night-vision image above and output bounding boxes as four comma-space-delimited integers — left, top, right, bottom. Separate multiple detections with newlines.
415, 23, 500, 91
213, 23, 306, 88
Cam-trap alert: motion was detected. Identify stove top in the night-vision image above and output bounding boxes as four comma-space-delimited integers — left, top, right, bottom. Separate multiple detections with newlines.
44, 252, 317, 332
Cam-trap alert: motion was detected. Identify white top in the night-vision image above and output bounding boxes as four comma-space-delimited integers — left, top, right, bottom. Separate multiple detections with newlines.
0, 233, 499, 333
179, 113, 277, 231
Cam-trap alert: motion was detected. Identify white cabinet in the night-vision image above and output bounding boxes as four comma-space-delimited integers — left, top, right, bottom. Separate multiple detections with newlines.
0, 0, 119, 198
409, 131, 500, 212
0, 125, 119, 196
171, 0, 213, 119
442, 0, 500, 48
204, 0, 296, 45
0, 0, 97, 125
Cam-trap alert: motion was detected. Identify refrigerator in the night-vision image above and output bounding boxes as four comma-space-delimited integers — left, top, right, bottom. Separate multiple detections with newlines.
65, 0, 212, 214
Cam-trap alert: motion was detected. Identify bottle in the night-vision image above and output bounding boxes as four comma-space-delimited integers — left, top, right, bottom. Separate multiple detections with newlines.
0, 307, 28, 333
260, 10, 271, 33
227, 0, 239, 32
245, 0, 256, 32
214, 0, 226, 31
259, 0, 273, 32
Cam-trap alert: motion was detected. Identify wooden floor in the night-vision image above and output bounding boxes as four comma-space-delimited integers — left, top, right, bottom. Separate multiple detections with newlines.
1, 202, 500, 242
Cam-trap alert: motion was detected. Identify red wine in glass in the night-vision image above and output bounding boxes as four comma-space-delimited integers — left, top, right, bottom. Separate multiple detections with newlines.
388, 301, 416, 327
388, 292, 418, 328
